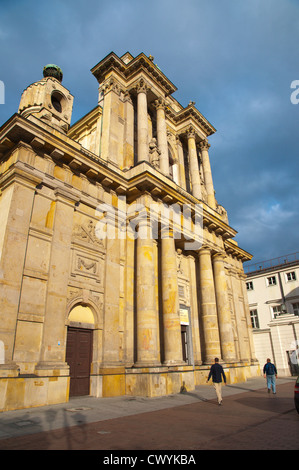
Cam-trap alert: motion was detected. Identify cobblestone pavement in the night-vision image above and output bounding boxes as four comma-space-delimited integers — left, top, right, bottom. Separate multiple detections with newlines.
0, 378, 298, 451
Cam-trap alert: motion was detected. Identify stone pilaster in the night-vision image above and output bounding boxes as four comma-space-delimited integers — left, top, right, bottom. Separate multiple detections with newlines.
102, 236, 121, 366
123, 91, 134, 168
100, 77, 123, 164
35, 189, 79, 376
0, 165, 41, 374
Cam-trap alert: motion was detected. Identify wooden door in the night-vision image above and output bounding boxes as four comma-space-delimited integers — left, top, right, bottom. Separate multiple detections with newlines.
66, 327, 93, 397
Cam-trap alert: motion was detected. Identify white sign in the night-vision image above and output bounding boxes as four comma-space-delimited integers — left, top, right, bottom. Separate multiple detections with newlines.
180, 307, 189, 325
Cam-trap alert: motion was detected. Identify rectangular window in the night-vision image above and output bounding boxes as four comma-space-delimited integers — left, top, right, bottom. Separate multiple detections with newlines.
286, 271, 296, 282
292, 302, 299, 316
267, 276, 277, 286
250, 309, 260, 328
272, 305, 283, 317
246, 281, 253, 291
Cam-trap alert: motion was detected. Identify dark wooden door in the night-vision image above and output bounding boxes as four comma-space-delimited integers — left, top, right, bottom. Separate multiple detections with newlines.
66, 327, 93, 397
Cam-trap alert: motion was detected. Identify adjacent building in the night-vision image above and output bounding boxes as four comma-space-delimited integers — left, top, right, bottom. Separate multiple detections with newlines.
0, 52, 258, 411
245, 252, 299, 376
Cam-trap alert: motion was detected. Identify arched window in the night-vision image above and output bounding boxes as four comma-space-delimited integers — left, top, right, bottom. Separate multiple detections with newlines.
68, 304, 95, 326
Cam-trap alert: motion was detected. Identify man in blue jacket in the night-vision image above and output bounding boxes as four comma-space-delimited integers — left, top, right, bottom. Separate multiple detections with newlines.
206, 358, 226, 405
263, 358, 278, 394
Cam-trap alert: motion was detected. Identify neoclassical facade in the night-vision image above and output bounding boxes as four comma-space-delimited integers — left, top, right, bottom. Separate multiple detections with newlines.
0, 52, 259, 411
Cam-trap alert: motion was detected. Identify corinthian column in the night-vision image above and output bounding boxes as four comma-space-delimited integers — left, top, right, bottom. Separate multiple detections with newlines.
154, 97, 169, 175
161, 227, 183, 365
136, 79, 149, 163
187, 127, 202, 200
198, 246, 221, 363
212, 252, 236, 362
135, 217, 160, 366
199, 140, 216, 209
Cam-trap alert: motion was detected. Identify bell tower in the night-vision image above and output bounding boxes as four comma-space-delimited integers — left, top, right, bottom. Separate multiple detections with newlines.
18, 64, 74, 132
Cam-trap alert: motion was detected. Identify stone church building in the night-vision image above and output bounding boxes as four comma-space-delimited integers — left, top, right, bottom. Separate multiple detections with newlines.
0, 52, 259, 410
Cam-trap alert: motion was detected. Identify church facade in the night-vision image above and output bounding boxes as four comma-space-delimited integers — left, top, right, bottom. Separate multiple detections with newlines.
0, 52, 259, 411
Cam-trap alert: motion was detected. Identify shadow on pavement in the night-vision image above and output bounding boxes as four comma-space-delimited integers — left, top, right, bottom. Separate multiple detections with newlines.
180, 391, 219, 405
235, 396, 294, 413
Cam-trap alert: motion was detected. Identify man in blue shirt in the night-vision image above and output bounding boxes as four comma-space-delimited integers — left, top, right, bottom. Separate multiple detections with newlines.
206, 358, 226, 405
263, 358, 277, 394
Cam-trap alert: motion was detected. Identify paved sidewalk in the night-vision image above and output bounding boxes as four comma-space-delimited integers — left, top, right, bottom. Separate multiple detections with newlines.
0, 376, 297, 450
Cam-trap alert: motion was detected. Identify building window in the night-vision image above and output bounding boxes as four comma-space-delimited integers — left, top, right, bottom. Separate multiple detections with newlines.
272, 305, 283, 317
246, 281, 254, 291
292, 302, 299, 316
267, 276, 277, 286
286, 271, 296, 282
250, 309, 260, 328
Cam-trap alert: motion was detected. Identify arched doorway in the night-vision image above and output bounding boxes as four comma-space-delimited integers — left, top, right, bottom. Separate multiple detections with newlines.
66, 305, 94, 397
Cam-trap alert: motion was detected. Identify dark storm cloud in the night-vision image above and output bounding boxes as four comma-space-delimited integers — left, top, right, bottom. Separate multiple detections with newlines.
0, 0, 298, 265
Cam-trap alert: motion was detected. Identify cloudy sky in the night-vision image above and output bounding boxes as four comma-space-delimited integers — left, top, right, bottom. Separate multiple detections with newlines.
0, 0, 298, 268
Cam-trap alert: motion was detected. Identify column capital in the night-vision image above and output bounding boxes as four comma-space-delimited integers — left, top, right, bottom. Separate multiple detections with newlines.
198, 244, 212, 255
199, 139, 211, 151
212, 251, 226, 262
136, 78, 149, 94
186, 126, 196, 139
153, 96, 166, 110
100, 77, 124, 96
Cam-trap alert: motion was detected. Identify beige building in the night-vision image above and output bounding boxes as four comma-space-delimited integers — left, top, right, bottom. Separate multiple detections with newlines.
0, 52, 259, 411
245, 252, 299, 376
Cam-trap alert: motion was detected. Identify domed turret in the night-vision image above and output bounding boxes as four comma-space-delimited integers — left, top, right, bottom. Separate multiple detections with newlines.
18, 65, 73, 133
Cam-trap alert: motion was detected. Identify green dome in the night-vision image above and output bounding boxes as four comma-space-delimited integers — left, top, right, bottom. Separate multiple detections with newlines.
43, 64, 63, 82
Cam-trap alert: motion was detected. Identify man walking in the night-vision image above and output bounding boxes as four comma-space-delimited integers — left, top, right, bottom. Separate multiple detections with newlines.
263, 358, 277, 394
206, 358, 226, 405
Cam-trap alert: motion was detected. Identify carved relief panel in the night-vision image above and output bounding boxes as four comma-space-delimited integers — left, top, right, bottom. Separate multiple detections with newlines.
70, 218, 106, 287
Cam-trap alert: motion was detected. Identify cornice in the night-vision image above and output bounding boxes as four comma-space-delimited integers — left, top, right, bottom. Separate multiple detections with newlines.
224, 239, 252, 262
0, 114, 126, 192
165, 103, 216, 137
91, 52, 177, 96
